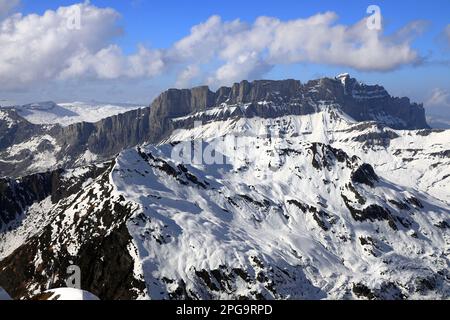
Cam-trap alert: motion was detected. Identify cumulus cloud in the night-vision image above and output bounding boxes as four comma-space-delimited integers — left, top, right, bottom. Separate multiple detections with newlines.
177, 14, 422, 86
0, 2, 164, 89
60, 45, 165, 80
0, 3, 423, 91
171, 15, 244, 63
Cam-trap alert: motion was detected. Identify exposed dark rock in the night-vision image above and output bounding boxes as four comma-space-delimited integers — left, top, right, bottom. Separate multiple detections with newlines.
0, 164, 109, 230
388, 199, 410, 211
0, 164, 146, 300
416, 129, 445, 136
353, 281, 405, 300
346, 183, 366, 205
287, 199, 335, 231
351, 164, 379, 187
352, 130, 399, 148
406, 197, 424, 209
308, 143, 351, 171
435, 220, 450, 229
352, 283, 375, 300
415, 276, 437, 293
342, 195, 397, 230
430, 150, 450, 159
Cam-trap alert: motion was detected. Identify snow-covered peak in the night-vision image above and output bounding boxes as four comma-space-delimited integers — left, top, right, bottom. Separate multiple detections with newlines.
11, 101, 145, 126
108, 124, 449, 299
336, 73, 350, 85
168, 108, 355, 145
22, 101, 59, 111
0, 109, 18, 129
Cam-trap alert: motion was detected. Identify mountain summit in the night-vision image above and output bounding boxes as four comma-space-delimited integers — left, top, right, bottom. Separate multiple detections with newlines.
149, 74, 428, 141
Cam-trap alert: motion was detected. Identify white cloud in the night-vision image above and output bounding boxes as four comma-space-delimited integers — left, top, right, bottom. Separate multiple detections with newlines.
176, 65, 201, 88
60, 45, 165, 80
176, 14, 422, 86
171, 15, 243, 63
427, 88, 450, 108
0, 4, 423, 92
209, 51, 272, 87
0, 2, 164, 89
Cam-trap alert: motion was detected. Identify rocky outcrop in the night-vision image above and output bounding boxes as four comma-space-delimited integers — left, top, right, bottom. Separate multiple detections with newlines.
58, 107, 151, 156
337, 74, 428, 129
0, 163, 111, 231
0, 170, 61, 230
351, 163, 379, 187
0, 163, 146, 300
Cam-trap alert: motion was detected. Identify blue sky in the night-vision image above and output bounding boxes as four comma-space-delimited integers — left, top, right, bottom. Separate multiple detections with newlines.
20, 0, 449, 52
1, 0, 449, 116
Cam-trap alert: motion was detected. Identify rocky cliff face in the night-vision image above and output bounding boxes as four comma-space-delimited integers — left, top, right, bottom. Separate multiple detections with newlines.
0, 108, 152, 177
57, 107, 151, 157
151, 75, 428, 141
336, 74, 428, 129
0, 75, 429, 178
0, 162, 146, 300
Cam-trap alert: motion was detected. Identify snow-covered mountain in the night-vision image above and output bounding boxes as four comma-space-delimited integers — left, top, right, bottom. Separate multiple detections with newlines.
0, 75, 448, 300
0, 106, 151, 178
8, 101, 145, 127
0, 75, 429, 178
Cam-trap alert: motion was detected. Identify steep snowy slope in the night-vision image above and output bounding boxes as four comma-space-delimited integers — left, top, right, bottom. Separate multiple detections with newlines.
114, 136, 448, 300
168, 108, 450, 204
0, 75, 448, 300
0, 120, 448, 300
0, 162, 147, 300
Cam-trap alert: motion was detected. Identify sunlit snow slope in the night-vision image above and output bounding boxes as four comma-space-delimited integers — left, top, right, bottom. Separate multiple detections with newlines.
11, 101, 144, 126
111, 114, 449, 299
1, 108, 448, 300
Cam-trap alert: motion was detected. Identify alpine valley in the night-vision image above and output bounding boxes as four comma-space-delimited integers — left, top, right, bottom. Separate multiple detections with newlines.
0, 74, 449, 300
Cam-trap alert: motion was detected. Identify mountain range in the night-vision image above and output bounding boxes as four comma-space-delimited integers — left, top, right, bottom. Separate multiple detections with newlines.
0, 74, 448, 300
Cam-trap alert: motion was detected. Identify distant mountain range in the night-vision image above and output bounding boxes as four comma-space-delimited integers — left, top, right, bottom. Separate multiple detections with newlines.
6, 101, 145, 127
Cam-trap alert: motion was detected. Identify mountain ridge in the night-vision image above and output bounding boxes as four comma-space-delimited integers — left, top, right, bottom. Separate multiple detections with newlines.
0, 74, 433, 179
